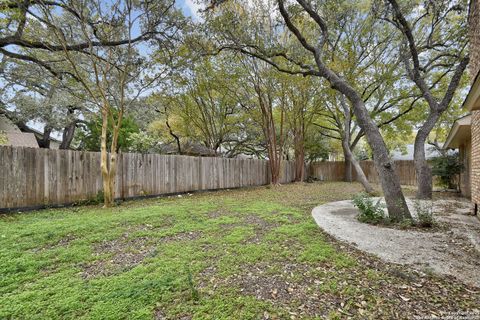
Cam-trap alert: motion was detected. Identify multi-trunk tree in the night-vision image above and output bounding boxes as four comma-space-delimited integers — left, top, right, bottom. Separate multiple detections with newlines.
278, 73, 321, 181
205, 0, 412, 220
381, 0, 469, 199
34, 0, 182, 207
176, 56, 241, 155
238, 57, 286, 185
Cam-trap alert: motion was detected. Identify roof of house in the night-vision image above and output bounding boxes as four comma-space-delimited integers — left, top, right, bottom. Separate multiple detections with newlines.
159, 142, 216, 157
29, 127, 62, 144
0, 114, 62, 148
390, 144, 441, 160
0, 115, 21, 133
443, 114, 471, 149
0, 114, 39, 148
4, 132, 39, 148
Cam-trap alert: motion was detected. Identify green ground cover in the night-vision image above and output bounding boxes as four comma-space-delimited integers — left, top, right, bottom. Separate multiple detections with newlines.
1, 182, 478, 319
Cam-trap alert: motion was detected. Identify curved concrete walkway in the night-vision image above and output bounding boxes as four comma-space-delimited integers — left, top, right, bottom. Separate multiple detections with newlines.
311, 199, 480, 288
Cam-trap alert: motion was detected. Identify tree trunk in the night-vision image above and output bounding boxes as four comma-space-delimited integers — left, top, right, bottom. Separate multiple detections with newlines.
338, 93, 372, 193
267, 133, 281, 185
38, 126, 52, 148
413, 113, 438, 199
313, 64, 412, 220
342, 140, 373, 194
270, 159, 281, 184
349, 99, 411, 221
294, 150, 305, 182
60, 122, 76, 149
294, 128, 305, 182
344, 157, 352, 182
256, 85, 283, 185
100, 107, 115, 207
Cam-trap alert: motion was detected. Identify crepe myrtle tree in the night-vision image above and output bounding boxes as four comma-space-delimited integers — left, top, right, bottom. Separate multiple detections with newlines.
36, 0, 183, 207
237, 56, 287, 185
381, 0, 469, 199
205, 0, 412, 220
277, 72, 322, 182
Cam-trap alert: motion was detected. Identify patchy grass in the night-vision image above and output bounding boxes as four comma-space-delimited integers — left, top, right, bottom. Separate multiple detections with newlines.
0, 182, 478, 319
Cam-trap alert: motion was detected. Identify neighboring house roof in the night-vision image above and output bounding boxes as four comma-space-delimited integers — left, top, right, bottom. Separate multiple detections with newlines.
463, 70, 480, 112
0, 114, 62, 148
183, 142, 216, 157
390, 144, 441, 160
0, 114, 39, 148
159, 142, 216, 157
444, 115, 472, 149
0, 115, 21, 132
4, 132, 39, 148
29, 127, 62, 144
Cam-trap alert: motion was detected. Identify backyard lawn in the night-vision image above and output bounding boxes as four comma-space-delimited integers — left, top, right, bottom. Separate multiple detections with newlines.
1, 182, 478, 319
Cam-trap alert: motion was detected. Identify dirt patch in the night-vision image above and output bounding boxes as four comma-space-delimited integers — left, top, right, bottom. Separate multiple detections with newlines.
197, 265, 219, 290
81, 229, 202, 278
200, 262, 332, 318
242, 215, 280, 244
312, 199, 480, 288
81, 233, 156, 279
207, 208, 234, 219
52, 234, 76, 247
160, 231, 202, 242
154, 309, 192, 320
31, 234, 77, 253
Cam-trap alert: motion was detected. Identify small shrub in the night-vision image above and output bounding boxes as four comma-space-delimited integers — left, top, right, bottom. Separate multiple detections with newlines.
75, 190, 105, 206
94, 190, 105, 204
398, 218, 414, 230
414, 200, 435, 228
0, 130, 7, 145
431, 152, 463, 189
352, 193, 385, 225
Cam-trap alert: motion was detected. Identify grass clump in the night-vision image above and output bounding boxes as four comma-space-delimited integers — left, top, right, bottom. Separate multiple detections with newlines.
352, 192, 385, 225
413, 200, 435, 228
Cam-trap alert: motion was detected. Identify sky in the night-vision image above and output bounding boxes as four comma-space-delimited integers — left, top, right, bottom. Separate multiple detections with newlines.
177, 0, 203, 21
2, 0, 203, 139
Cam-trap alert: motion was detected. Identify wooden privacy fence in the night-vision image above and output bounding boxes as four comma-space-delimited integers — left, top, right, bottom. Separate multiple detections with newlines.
0, 145, 418, 211
0, 146, 296, 211
309, 160, 417, 186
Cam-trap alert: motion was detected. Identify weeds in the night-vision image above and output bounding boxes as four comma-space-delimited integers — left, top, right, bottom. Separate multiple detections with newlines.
186, 264, 199, 302
352, 193, 385, 225
414, 200, 435, 228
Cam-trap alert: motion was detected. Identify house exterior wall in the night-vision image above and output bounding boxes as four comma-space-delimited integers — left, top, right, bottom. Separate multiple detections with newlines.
472, 111, 480, 208
469, 0, 480, 213
460, 140, 472, 198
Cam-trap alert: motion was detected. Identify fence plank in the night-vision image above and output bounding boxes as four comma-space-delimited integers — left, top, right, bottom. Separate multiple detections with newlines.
0, 146, 298, 210
309, 160, 417, 186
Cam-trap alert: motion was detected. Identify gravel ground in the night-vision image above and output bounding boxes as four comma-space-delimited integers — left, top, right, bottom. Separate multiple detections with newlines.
312, 197, 480, 288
